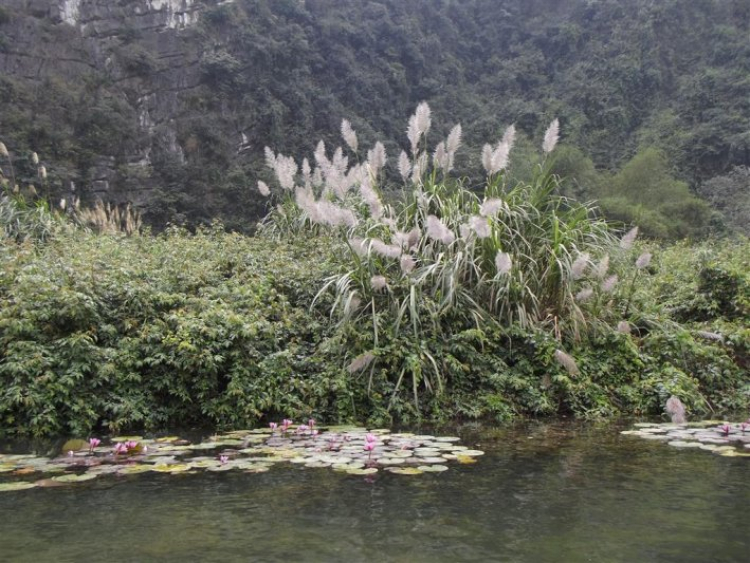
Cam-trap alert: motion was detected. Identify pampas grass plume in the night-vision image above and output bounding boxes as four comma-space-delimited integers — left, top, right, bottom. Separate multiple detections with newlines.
554, 349, 580, 376
398, 151, 411, 181
258, 181, 270, 196
31, 152, 39, 165
370, 275, 387, 291
0, 142, 8, 158
400, 254, 416, 274
446, 123, 462, 154
542, 119, 559, 154
347, 352, 375, 374
426, 215, 455, 245
495, 251, 512, 275
635, 252, 652, 269
341, 119, 358, 153
575, 287, 594, 302
601, 274, 618, 293
620, 226, 639, 250
571, 252, 590, 279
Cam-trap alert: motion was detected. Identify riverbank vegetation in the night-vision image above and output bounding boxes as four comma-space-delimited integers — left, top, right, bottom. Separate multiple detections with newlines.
1, 109, 747, 438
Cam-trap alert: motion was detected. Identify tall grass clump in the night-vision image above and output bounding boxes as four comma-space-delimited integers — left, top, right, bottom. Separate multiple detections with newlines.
258, 105, 666, 417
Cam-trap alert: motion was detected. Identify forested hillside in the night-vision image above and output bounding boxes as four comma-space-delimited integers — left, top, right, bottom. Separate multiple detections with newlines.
1, 0, 748, 234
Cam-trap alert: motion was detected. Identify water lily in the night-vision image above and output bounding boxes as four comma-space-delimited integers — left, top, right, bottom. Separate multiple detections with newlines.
124, 440, 139, 451
281, 419, 293, 433
308, 418, 316, 429
720, 424, 731, 436
297, 424, 309, 434
219, 455, 229, 465
366, 433, 377, 444
88, 438, 101, 453
269, 422, 278, 433
113, 442, 128, 455
364, 441, 376, 462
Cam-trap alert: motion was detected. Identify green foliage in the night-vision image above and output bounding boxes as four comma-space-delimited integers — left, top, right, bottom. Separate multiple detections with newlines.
0, 225, 357, 437
2, 0, 749, 232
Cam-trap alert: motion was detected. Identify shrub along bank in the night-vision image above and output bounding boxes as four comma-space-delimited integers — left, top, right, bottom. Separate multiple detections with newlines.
0, 222, 747, 437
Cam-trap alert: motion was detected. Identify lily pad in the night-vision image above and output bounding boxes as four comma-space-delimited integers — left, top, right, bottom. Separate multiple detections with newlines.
417, 465, 449, 472
152, 464, 192, 473
387, 467, 423, 475
0, 481, 38, 492
346, 467, 378, 475
61, 439, 88, 452
52, 473, 98, 483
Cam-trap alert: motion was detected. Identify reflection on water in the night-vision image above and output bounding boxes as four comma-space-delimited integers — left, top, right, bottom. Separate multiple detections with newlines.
1, 420, 748, 562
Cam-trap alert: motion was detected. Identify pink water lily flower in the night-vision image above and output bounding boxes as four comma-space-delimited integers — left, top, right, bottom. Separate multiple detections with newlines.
297, 424, 309, 433
219, 455, 229, 465
89, 438, 101, 449
365, 433, 377, 443
720, 424, 731, 435
308, 418, 316, 428
114, 442, 128, 455
364, 442, 375, 452
124, 440, 138, 451
269, 422, 278, 433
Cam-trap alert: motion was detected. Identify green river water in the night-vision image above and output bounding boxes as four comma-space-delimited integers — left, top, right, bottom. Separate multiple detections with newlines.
0, 420, 748, 562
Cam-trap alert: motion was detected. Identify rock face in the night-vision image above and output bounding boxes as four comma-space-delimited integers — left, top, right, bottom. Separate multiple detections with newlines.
0, 0, 206, 219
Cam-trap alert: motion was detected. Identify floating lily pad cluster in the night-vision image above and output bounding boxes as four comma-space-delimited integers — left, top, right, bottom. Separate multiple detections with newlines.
0, 426, 483, 492
621, 420, 750, 457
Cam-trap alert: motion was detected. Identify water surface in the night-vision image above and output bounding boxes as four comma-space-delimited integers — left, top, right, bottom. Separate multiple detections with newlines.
1, 420, 748, 562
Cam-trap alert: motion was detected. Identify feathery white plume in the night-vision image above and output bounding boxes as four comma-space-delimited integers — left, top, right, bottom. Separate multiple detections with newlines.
501, 124, 516, 151
407, 115, 420, 156
486, 142, 510, 175
257, 180, 270, 196
400, 254, 416, 274
620, 226, 639, 250
635, 252, 652, 269
481, 144, 493, 174
341, 119, 358, 153
542, 118, 559, 154
411, 152, 428, 184
398, 150, 412, 182
446, 123, 462, 154
347, 352, 375, 374
433, 141, 449, 171
575, 287, 594, 302
370, 275, 388, 291
426, 215, 455, 245
371, 239, 402, 259
349, 237, 368, 257
571, 253, 590, 279
415, 102, 431, 137
595, 255, 610, 279
469, 215, 491, 239
601, 274, 618, 293
264, 146, 276, 169
367, 142, 386, 174
495, 251, 512, 275
554, 349, 580, 376
480, 198, 505, 217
